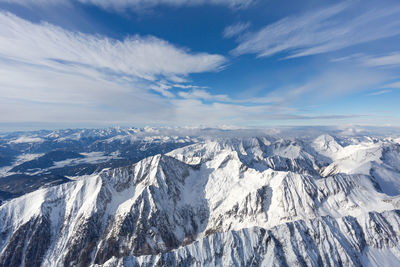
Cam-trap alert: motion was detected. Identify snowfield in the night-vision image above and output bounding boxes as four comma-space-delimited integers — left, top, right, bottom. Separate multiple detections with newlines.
1, 133, 400, 266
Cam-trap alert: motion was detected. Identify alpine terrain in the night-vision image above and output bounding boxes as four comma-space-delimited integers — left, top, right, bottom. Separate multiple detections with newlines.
1, 129, 400, 266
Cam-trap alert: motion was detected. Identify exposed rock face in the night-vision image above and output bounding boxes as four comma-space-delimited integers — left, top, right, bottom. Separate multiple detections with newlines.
99, 210, 400, 267
1, 135, 400, 266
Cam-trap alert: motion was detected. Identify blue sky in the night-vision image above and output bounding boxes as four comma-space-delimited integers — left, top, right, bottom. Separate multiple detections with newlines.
0, 0, 400, 130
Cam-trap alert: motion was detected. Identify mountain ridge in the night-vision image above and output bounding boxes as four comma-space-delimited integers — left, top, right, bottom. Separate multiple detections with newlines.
0, 134, 400, 266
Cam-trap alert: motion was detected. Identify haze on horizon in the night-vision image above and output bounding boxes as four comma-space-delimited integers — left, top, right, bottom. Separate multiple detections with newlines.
0, 0, 399, 130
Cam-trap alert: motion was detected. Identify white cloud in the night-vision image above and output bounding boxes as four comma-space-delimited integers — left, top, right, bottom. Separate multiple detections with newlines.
178, 89, 230, 101
0, 58, 175, 124
0, 10, 396, 127
150, 82, 174, 97
0, 0, 254, 10
0, 12, 230, 125
172, 84, 208, 89
1, 11, 333, 127
232, 2, 400, 58
333, 52, 400, 69
363, 52, 400, 67
367, 89, 392, 96
169, 99, 365, 126
262, 67, 390, 106
0, 0, 65, 4
82, 0, 253, 10
0, 12, 226, 82
223, 22, 250, 38
386, 81, 400, 88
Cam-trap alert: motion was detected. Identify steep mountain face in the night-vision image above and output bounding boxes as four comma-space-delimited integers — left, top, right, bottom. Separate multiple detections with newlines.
0, 134, 400, 266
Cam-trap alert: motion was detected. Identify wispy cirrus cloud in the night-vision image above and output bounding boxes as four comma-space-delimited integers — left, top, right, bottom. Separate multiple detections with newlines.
262, 67, 390, 106
386, 81, 400, 88
223, 22, 250, 38
367, 89, 392, 96
0, 12, 226, 82
231, 1, 400, 58
169, 98, 365, 126
363, 52, 400, 67
80, 0, 254, 10
331, 52, 400, 70
178, 89, 230, 102
0, 0, 254, 10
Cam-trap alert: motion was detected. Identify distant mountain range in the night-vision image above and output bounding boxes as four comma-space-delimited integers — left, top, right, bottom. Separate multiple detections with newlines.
0, 128, 195, 204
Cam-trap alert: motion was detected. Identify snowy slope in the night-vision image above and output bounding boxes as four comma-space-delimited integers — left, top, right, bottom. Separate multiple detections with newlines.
0, 134, 400, 266
99, 209, 400, 267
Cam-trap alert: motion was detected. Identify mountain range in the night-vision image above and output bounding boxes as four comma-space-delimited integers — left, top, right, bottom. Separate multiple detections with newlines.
0, 128, 400, 266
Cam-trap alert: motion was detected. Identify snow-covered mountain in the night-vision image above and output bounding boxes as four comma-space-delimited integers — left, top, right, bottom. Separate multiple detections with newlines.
1, 132, 400, 266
